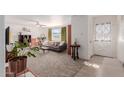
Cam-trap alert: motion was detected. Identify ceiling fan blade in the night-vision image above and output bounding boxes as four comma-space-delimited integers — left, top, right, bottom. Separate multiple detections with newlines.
16, 16, 47, 26
40, 24, 47, 26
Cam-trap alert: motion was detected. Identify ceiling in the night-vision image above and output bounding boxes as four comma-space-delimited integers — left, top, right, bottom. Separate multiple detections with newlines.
5, 15, 71, 27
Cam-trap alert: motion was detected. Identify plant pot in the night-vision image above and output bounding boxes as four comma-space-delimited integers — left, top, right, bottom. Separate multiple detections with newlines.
8, 56, 27, 76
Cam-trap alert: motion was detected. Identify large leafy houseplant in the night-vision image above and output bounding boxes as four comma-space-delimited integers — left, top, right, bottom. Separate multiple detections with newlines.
8, 38, 39, 75
11, 38, 39, 58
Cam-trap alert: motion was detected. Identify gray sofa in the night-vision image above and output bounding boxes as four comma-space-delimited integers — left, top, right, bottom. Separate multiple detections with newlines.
43, 41, 67, 52
49, 42, 67, 52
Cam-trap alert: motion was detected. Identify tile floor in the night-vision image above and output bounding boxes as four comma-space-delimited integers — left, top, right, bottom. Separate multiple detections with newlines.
75, 56, 124, 77
27, 51, 124, 77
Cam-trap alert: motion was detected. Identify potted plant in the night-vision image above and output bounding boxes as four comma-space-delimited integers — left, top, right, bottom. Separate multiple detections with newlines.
8, 38, 39, 75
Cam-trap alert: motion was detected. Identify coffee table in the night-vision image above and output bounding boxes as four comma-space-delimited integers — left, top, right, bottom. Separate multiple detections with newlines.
41, 46, 49, 53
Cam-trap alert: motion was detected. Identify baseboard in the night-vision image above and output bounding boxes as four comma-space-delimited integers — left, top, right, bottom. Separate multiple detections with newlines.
118, 60, 124, 66
93, 54, 115, 58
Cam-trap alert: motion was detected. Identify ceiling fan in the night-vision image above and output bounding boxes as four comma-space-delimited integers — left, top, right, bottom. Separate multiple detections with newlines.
22, 27, 31, 32
35, 21, 47, 27
20, 18, 47, 27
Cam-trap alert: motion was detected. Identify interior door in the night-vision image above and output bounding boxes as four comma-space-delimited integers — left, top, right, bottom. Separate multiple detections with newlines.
93, 15, 119, 58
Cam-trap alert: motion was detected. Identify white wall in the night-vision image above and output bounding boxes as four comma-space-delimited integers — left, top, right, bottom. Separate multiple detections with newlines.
0, 15, 5, 76
88, 16, 94, 59
71, 15, 89, 60
5, 24, 48, 43
117, 16, 124, 63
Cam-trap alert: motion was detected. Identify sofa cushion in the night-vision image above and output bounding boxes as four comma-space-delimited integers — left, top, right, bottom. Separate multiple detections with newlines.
59, 41, 65, 46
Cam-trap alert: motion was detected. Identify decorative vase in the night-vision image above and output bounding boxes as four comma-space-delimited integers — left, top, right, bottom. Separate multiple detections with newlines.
74, 41, 77, 45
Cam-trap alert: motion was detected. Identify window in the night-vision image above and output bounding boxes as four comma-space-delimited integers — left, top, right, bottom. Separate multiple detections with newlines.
95, 22, 111, 42
52, 28, 61, 41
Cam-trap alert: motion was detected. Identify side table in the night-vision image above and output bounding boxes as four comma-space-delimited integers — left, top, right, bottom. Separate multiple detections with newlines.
70, 44, 80, 60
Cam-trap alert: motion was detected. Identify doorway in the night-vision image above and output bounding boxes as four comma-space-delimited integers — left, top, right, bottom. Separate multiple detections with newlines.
93, 16, 118, 58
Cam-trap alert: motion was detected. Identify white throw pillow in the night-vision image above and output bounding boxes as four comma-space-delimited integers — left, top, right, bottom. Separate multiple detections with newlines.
59, 41, 65, 46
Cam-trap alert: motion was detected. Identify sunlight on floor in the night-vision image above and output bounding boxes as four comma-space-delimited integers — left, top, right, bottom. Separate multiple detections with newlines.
84, 61, 100, 69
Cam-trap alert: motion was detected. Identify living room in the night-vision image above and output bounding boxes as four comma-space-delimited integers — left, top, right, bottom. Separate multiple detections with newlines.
5, 15, 72, 76
1, 15, 124, 77
1, 1, 124, 93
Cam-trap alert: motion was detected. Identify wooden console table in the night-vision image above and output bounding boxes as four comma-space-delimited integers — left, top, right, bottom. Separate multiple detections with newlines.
70, 44, 80, 60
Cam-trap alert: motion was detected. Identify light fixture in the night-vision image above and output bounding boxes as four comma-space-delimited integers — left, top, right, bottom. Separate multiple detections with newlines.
35, 21, 47, 28
22, 27, 30, 32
